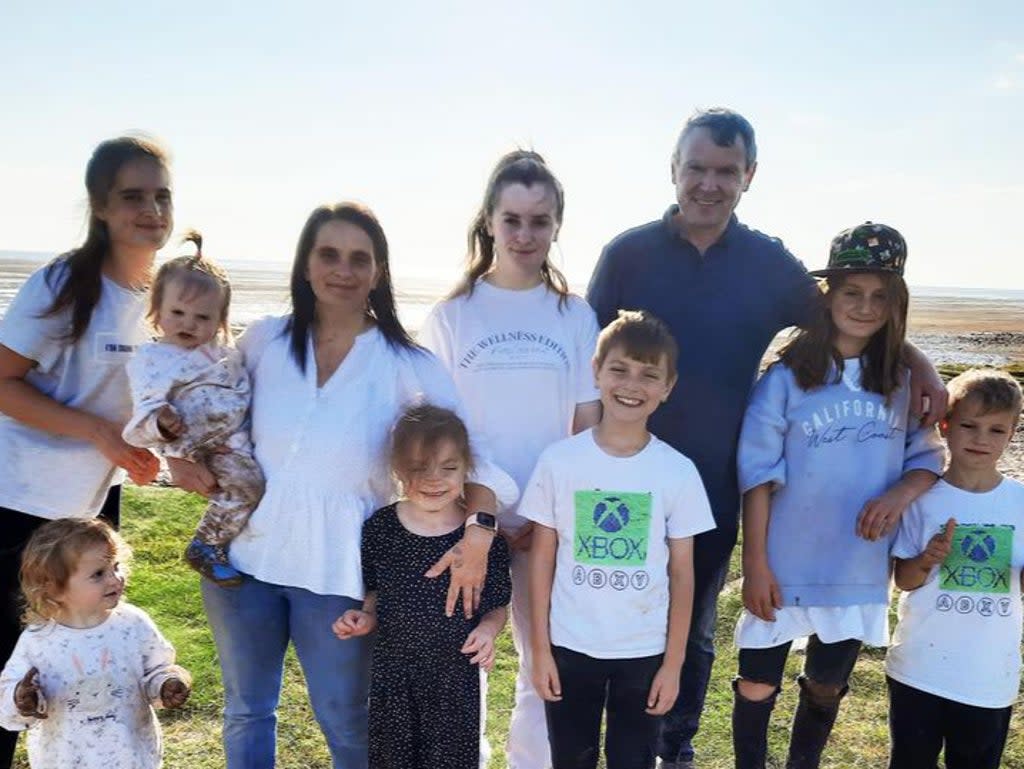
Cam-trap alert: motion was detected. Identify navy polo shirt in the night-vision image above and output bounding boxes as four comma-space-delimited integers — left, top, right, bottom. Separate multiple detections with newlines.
587, 207, 816, 529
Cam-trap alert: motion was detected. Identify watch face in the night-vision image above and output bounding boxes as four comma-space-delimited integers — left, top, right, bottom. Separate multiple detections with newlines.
476, 513, 497, 528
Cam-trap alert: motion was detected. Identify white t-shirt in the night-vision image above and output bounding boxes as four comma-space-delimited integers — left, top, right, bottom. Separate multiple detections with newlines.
229, 317, 517, 598
886, 477, 1024, 708
419, 282, 600, 527
0, 603, 187, 769
0, 264, 149, 519
519, 429, 715, 659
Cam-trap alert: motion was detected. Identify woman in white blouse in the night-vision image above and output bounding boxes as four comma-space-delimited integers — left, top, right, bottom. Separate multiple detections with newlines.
172, 202, 513, 769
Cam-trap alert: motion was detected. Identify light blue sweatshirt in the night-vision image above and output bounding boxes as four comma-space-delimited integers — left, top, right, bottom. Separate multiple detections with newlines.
738, 359, 944, 607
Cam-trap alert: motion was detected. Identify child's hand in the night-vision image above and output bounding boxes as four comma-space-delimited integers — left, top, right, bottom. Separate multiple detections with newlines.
531, 649, 562, 702
160, 676, 191, 709
461, 627, 497, 671
919, 518, 956, 570
742, 561, 782, 622
157, 405, 184, 440
857, 487, 912, 541
332, 610, 377, 639
646, 663, 681, 715
14, 667, 46, 719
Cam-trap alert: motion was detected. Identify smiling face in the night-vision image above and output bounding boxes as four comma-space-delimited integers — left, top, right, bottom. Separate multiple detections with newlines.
57, 544, 125, 628
828, 272, 892, 357
943, 397, 1016, 477
305, 219, 379, 314
398, 438, 468, 514
671, 126, 755, 242
156, 277, 224, 349
487, 182, 559, 287
95, 158, 173, 261
593, 345, 675, 426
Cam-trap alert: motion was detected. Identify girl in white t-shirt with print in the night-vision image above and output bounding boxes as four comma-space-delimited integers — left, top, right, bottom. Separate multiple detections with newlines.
0, 137, 168, 768
418, 150, 601, 769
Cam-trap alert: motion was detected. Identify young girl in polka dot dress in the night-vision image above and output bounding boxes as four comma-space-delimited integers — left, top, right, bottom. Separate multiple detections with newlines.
332, 404, 511, 769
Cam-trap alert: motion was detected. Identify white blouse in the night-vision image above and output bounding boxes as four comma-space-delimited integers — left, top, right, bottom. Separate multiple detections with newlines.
229, 316, 517, 598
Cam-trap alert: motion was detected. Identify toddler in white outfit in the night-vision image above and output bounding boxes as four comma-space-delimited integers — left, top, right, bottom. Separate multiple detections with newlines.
0, 518, 191, 769
123, 233, 264, 585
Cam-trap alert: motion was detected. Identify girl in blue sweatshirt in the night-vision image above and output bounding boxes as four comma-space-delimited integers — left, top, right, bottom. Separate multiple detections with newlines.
731, 223, 943, 769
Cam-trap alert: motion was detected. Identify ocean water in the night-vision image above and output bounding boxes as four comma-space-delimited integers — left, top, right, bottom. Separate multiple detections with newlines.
0, 251, 446, 335
2, 251, 1022, 365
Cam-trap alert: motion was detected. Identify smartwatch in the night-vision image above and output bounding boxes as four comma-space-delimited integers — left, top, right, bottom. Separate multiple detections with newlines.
466, 512, 498, 534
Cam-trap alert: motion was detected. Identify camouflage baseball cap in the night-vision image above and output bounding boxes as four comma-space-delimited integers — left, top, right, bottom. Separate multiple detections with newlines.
810, 222, 907, 277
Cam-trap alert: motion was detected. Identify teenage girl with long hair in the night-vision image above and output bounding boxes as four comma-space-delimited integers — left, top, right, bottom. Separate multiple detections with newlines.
0, 136, 168, 768
419, 150, 600, 768
731, 223, 943, 769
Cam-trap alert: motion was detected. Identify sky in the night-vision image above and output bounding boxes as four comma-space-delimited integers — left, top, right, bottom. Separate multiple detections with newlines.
1, 1, 1022, 290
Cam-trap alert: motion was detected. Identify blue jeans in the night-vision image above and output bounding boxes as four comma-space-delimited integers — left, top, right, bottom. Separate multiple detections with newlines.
657, 526, 736, 764
202, 576, 372, 769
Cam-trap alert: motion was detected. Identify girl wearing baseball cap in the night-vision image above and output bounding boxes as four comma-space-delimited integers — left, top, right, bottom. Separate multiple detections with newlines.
730, 223, 943, 769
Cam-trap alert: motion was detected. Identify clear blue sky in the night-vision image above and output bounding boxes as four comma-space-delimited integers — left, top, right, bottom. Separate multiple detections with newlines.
1, 1, 1021, 289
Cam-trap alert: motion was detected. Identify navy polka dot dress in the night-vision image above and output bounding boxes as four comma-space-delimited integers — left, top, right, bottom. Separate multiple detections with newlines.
362, 504, 511, 769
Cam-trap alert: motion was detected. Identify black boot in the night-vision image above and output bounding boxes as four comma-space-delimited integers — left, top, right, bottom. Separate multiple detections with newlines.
732, 678, 778, 769
786, 676, 847, 769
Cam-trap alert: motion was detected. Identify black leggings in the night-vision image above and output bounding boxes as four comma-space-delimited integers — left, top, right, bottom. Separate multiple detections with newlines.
544, 645, 663, 769
0, 488, 121, 769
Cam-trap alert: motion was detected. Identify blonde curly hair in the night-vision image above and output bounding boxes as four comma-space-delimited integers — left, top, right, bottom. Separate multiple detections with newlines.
19, 518, 132, 626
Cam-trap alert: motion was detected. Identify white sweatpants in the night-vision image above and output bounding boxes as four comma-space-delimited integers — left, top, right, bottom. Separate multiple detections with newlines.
506, 548, 553, 769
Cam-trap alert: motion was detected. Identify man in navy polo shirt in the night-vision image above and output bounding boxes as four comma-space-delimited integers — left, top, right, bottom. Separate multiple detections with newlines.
587, 108, 944, 769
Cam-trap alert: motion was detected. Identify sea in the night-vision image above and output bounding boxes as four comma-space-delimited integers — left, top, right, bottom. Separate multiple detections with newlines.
2, 251, 1022, 366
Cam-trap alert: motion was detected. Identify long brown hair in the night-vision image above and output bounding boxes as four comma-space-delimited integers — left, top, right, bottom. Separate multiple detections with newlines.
778, 272, 908, 400
43, 136, 170, 341
451, 150, 569, 308
286, 202, 416, 372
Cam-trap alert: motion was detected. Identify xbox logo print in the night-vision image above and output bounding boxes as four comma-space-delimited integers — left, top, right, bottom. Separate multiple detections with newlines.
594, 496, 631, 533
939, 523, 1014, 595
960, 528, 998, 562
574, 490, 652, 568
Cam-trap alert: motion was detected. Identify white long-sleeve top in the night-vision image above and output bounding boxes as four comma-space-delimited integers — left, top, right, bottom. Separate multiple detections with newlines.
0, 603, 187, 769
228, 316, 518, 598
122, 341, 252, 458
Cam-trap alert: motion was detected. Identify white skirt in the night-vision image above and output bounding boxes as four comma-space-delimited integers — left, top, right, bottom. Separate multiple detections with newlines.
734, 603, 889, 650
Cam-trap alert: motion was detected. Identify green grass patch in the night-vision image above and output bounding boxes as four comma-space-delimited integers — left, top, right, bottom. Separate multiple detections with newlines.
12, 487, 1024, 767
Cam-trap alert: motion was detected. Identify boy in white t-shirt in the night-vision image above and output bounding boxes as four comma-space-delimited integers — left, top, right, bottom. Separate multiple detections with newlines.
886, 368, 1024, 769
521, 310, 715, 769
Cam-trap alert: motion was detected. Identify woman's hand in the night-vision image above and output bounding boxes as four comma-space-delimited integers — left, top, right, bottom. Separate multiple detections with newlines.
331, 610, 377, 640
14, 667, 46, 719
425, 524, 493, 618
742, 560, 782, 622
91, 419, 159, 485
461, 627, 497, 671
166, 457, 218, 498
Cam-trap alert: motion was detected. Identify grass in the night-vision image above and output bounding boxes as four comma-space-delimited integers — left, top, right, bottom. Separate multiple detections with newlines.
12, 485, 1024, 768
